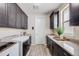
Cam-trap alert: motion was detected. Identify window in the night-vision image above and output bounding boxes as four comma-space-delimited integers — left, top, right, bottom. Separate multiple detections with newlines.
54, 11, 59, 29
62, 4, 74, 36
63, 7, 69, 22
54, 13, 57, 28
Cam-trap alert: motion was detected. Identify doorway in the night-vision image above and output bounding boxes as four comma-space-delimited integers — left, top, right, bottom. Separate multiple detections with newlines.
34, 16, 46, 44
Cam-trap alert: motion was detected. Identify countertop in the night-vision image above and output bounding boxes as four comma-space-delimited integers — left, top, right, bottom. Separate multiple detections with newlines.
0, 35, 30, 43
47, 35, 79, 56
0, 42, 16, 52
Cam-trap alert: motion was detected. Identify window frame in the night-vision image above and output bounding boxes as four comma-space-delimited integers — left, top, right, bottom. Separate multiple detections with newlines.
61, 4, 74, 36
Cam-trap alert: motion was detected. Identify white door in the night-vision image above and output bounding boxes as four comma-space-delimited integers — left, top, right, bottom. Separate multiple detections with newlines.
35, 16, 46, 44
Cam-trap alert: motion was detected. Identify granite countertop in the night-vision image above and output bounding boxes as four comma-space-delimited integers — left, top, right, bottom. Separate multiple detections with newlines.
0, 42, 16, 52
47, 35, 79, 56
0, 35, 30, 43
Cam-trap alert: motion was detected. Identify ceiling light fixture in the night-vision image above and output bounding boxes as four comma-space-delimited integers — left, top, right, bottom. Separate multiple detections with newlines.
33, 3, 40, 9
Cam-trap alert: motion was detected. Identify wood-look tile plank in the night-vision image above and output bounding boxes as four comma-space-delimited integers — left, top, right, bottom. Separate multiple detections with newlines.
26, 44, 51, 56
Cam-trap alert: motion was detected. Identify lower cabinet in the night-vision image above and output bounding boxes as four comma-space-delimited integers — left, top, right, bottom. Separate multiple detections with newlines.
57, 45, 71, 56
23, 36, 31, 56
46, 36, 53, 55
46, 36, 72, 56
52, 41, 72, 56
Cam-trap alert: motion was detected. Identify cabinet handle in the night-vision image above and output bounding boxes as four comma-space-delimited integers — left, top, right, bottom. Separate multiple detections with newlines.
7, 54, 9, 56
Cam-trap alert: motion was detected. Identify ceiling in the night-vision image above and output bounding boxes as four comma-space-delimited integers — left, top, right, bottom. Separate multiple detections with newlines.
17, 3, 62, 15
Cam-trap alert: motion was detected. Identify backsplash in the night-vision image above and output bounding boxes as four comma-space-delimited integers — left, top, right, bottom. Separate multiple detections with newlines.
64, 26, 79, 40
0, 27, 26, 39
73, 27, 79, 40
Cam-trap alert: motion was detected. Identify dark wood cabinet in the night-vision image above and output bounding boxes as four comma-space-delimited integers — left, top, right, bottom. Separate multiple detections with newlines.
50, 11, 59, 29
55, 43, 72, 56
23, 36, 31, 56
52, 40, 59, 56
7, 3, 17, 28
50, 12, 54, 29
46, 36, 72, 56
21, 13, 28, 29
24, 14, 28, 29
16, 5, 28, 29
16, 5, 22, 29
0, 3, 8, 27
70, 3, 79, 26
0, 3, 28, 29
46, 36, 53, 55
21, 13, 25, 29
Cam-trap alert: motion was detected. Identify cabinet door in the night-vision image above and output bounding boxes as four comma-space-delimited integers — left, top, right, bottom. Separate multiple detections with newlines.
59, 47, 72, 56
70, 3, 79, 26
50, 12, 54, 29
21, 13, 25, 29
24, 14, 28, 29
51, 40, 65, 56
16, 5, 22, 29
0, 3, 8, 27
23, 38, 31, 56
52, 40, 59, 56
53, 42, 72, 56
55, 44, 64, 56
46, 36, 53, 55
7, 3, 17, 28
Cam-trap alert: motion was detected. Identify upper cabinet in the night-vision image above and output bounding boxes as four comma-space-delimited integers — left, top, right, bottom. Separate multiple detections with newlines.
16, 5, 28, 29
0, 3, 28, 29
21, 12, 25, 29
23, 13, 28, 29
7, 3, 17, 28
21, 11, 28, 29
16, 5, 22, 29
50, 11, 59, 29
0, 3, 8, 27
50, 12, 54, 29
70, 3, 79, 26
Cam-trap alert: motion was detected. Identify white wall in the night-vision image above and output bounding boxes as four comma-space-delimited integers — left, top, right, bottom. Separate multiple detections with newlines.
27, 14, 35, 44
27, 14, 52, 44
0, 27, 25, 39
